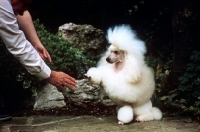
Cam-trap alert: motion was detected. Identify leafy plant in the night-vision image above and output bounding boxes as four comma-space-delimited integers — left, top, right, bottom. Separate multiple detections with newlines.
33, 19, 99, 79
159, 51, 200, 119
0, 20, 99, 98
0, 39, 38, 90
145, 46, 173, 108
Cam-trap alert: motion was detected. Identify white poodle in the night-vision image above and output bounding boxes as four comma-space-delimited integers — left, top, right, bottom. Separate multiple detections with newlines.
85, 25, 162, 125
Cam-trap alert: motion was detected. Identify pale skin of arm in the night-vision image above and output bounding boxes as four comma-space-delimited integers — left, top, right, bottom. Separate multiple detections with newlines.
16, 11, 77, 92
16, 11, 51, 62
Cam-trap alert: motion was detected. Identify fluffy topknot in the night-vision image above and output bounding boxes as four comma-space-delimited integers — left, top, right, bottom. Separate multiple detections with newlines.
106, 25, 146, 55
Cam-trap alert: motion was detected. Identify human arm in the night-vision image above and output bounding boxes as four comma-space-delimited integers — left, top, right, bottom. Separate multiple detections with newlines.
0, 4, 50, 79
0, 1, 76, 91
16, 11, 51, 62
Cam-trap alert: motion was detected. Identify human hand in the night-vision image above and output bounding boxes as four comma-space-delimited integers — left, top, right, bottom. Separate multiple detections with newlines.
45, 71, 77, 92
33, 43, 52, 63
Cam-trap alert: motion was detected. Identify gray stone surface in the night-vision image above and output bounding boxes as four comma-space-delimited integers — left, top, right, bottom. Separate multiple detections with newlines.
34, 79, 115, 110
58, 23, 105, 55
34, 84, 66, 110
64, 79, 115, 106
32, 23, 110, 110
1, 116, 200, 132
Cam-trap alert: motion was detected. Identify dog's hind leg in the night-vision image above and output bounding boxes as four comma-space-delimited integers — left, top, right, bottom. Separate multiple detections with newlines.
134, 101, 162, 122
135, 107, 162, 121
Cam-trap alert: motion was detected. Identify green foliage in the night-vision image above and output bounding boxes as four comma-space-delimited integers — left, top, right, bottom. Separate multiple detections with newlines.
146, 46, 200, 120
158, 51, 200, 119
145, 44, 173, 106
33, 19, 99, 79
0, 20, 99, 98
0, 39, 38, 90
127, 0, 144, 15
177, 51, 200, 114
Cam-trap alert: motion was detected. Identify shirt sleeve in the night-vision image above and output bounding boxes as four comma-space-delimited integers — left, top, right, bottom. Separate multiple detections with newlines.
0, 1, 51, 80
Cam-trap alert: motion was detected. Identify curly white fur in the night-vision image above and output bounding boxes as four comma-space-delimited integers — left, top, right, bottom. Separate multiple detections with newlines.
86, 25, 162, 124
117, 105, 133, 125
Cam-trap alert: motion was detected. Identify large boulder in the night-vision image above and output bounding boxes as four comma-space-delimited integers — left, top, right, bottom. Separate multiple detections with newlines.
58, 23, 106, 55
33, 84, 66, 110
34, 79, 115, 110
63, 79, 115, 106
33, 23, 113, 110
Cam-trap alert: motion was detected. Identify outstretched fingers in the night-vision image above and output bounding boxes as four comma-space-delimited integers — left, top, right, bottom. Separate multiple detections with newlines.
56, 85, 66, 92
63, 76, 77, 90
46, 71, 77, 92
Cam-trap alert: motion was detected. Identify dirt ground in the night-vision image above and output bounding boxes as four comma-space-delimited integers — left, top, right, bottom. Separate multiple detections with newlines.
1, 116, 200, 132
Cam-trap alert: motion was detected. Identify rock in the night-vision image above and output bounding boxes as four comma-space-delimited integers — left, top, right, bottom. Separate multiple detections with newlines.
63, 79, 115, 106
34, 22, 113, 109
33, 84, 66, 110
58, 23, 106, 55
34, 79, 115, 110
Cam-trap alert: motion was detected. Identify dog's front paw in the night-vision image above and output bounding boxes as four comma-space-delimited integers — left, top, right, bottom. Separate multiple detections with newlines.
86, 67, 102, 85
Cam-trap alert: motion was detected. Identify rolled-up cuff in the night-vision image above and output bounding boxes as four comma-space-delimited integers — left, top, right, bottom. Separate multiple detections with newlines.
34, 64, 51, 80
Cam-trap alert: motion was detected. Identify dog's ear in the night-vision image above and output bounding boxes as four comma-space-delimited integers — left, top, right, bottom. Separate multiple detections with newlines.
124, 56, 142, 83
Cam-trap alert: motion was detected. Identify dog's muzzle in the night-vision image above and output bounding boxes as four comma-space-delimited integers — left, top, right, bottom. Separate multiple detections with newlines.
106, 57, 111, 63
106, 57, 120, 64
106, 57, 115, 64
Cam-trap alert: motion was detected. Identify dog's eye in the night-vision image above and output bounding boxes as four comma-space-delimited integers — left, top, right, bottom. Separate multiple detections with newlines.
113, 51, 119, 54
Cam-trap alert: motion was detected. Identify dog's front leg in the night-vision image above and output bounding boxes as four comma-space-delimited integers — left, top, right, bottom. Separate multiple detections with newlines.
117, 105, 134, 125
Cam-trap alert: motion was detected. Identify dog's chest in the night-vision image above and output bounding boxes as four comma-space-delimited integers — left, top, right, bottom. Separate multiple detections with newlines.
102, 75, 136, 101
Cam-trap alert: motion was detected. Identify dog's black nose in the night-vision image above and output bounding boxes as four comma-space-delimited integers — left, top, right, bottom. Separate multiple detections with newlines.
106, 57, 110, 62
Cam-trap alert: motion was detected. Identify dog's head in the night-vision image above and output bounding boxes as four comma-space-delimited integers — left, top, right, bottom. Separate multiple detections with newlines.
106, 45, 125, 64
